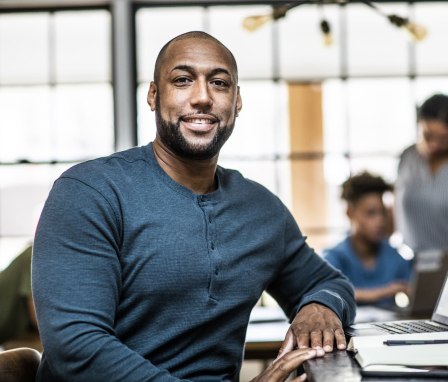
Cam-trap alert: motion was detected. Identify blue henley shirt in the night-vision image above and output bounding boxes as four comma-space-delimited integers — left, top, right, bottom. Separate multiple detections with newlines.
32, 143, 355, 381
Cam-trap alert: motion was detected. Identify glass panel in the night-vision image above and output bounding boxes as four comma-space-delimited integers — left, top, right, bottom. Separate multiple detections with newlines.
55, 10, 111, 82
0, 237, 33, 271
0, 13, 49, 84
52, 84, 114, 160
414, 77, 448, 106
136, 7, 204, 83
0, 163, 71, 239
322, 79, 348, 154
346, 78, 415, 156
346, 3, 410, 76
324, 173, 350, 231
0, 86, 52, 162
137, 82, 156, 146
220, 80, 288, 159
208, 5, 273, 80
349, 155, 399, 183
279, 4, 340, 79
324, 153, 351, 186
415, 3, 448, 75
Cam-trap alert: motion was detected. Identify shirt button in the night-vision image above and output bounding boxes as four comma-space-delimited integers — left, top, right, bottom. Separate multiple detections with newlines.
211, 242, 215, 250
215, 268, 219, 275
208, 216, 212, 223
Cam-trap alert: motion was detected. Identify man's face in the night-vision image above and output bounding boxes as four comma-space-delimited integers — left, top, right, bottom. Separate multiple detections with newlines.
148, 38, 242, 160
348, 193, 387, 244
418, 119, 448, 160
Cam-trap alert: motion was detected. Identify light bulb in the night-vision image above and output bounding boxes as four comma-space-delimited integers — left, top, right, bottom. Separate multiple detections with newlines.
388, 14, 427, 42
320, 20, 333, 46
322, 33, 333, 46
404, 22, 428, 41
242, 14, 273, 32
242, 6, 289, 32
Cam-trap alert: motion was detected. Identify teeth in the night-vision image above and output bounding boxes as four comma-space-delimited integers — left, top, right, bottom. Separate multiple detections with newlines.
185, 118, 214, 124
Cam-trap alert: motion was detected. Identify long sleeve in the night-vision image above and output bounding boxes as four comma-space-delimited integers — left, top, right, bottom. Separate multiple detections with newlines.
32, 177, 188, 382
267, 212, 356, 325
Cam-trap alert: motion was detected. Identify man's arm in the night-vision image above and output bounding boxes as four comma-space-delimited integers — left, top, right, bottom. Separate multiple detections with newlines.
267, 212, 356, 357
32, 178, 187, 381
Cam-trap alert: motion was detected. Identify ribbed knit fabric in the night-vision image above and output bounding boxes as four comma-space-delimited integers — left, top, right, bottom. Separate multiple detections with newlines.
33, 143, 355, 381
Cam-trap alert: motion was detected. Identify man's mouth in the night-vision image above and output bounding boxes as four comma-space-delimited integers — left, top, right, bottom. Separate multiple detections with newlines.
181, 115, 219, 133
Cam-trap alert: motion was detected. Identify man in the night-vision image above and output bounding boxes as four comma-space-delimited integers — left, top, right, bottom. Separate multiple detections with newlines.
324, 172, 411, 308
33, 31, 355, 381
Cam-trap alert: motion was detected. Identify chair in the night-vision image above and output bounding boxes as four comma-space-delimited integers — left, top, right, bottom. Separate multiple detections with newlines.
0, 347, 41, 382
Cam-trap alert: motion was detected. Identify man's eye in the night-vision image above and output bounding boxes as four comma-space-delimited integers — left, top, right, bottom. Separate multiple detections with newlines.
212, 80, 228, 87
174, 77, 191, 84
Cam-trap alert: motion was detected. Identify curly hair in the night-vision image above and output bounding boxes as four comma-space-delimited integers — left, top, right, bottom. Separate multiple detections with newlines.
341, 171, 393, 204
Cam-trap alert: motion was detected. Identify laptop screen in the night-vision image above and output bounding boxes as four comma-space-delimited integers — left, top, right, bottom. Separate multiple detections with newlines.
433, 272, 448, 325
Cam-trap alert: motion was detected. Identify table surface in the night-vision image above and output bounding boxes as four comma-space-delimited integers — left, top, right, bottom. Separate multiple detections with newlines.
304, 349, 447, 382
245, 306, 442, 382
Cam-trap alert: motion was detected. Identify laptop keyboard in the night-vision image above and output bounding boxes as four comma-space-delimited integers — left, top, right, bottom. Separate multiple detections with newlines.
372, 321, 448, 334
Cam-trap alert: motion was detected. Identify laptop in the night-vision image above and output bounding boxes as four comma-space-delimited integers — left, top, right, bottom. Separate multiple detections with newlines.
404, 250, 448, 317
345, 269, 448, 337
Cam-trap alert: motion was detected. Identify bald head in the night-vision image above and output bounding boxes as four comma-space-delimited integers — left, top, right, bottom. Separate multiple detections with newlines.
153, 31, 238, 85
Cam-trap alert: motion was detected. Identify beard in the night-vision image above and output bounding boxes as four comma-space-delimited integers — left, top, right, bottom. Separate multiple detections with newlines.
155, 99, 235, 161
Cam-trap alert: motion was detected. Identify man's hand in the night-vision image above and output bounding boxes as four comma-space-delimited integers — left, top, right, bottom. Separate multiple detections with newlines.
277, 303, 346, 359
250, 348, 317, 382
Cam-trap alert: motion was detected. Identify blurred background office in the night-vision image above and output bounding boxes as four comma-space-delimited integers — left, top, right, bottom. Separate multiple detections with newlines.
1, 0, 447, 373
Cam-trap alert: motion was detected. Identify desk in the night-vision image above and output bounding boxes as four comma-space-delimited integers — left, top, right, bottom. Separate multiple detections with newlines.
304, 350, 445, 382
244, 306, 398, 360
245, 307, 441, 381
244, 307, 289, 360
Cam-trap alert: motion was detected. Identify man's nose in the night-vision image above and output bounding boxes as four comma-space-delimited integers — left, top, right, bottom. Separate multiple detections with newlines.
190, 79, 213, 108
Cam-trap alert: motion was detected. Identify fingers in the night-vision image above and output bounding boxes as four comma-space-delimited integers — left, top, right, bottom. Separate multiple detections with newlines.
297, 332, 310, 349
291, 373, 307, 382
291, 304, 346, 354
334, 328, 347, 350
269, 349, 317, 382
276, 328, 295, 361
305, 328, 345, 353
321, 328, 346, 351
322, 328, 335, 352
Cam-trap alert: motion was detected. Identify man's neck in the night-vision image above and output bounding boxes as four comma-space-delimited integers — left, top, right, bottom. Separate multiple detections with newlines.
152, 139, 218, 195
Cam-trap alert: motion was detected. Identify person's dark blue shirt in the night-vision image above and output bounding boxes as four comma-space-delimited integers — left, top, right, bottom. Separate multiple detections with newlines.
324, 236, 411, 308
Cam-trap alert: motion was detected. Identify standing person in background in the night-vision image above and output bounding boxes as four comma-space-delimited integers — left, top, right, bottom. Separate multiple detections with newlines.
324, 172, 412, 308
395, 93, 448, 254
32, 31, 355, 382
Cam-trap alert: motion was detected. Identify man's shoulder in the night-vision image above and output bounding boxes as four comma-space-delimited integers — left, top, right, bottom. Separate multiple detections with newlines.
217, 166, 289, 217
218, 166, 279, 198
61, 145, 149, 184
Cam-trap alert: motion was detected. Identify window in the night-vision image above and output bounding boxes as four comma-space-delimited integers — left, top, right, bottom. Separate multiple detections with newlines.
0, 9, 112, 251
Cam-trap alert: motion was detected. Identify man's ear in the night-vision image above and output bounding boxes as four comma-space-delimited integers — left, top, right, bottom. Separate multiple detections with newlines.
147, 82, 157, 111
236, 86, 242, 117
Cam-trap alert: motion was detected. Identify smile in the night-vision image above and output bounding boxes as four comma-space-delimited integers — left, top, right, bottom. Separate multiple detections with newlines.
181, 115, 218, 133
182, 115, 218, 124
